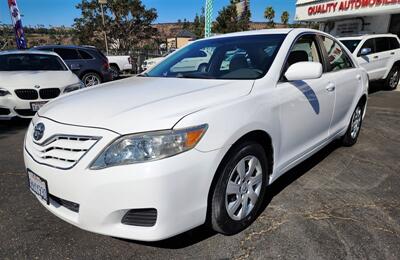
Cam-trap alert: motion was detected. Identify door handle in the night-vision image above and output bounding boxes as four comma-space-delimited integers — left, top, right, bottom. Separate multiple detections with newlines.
391, 52, 395, 55
326, 83, 336, 92
373, 56, 379, 59
356, 74, 362, 81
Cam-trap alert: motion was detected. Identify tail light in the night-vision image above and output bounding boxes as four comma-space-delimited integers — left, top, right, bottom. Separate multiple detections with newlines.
103, 60, 110, 70
128, 57, 132, 64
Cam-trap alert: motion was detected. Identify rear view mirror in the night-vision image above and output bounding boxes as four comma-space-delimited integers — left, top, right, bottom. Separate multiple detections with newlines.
360, 48, 372, 56
284, 62, 323, 81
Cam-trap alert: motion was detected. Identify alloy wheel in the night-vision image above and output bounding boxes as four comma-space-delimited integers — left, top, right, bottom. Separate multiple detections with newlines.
389, 70, 399, 89
84, 74, 101, 87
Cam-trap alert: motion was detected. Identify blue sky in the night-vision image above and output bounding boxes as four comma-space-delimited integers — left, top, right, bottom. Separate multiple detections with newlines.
0, 0, 296, 27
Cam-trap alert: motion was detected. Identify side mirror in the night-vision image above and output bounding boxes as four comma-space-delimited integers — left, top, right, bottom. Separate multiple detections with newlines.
360, 48, 372, 56
284, 62, 323, 81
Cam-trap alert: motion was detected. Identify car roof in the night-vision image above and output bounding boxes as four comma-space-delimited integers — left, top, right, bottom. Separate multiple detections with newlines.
339, 34, 399, 40
0, 49, 60, 56
33, 44, 97, 50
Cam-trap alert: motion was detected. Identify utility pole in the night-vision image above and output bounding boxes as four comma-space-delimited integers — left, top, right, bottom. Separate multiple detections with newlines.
98, 0, 109, 55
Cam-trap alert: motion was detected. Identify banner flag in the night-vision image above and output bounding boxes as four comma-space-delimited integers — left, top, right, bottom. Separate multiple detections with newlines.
8, 0, 27, 49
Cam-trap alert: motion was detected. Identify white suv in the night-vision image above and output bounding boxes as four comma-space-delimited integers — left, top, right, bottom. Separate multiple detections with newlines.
24, 29, 368, 241
340, 34, 400, 90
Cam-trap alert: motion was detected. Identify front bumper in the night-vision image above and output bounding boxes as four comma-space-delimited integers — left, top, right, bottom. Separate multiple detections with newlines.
24, 117, 222, 241
0, 95, 43, 119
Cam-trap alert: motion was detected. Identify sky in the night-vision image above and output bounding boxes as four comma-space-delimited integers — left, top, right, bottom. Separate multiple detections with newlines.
0, 0, 296, 27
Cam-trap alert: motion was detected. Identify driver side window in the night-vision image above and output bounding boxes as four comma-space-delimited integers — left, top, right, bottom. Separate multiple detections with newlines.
286, 35, 322, 68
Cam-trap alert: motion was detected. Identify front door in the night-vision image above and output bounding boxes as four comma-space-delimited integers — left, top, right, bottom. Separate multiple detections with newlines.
277, 35, 335, 172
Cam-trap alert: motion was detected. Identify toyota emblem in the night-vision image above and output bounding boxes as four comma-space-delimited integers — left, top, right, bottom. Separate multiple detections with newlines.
33, 123, 45, 141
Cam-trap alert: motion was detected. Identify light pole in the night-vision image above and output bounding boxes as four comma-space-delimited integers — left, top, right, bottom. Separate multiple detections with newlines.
98, 0, 109, 55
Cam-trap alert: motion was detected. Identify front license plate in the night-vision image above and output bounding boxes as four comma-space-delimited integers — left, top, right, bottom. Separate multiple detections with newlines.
30, 101, 47, 112
28, 170, 49, 204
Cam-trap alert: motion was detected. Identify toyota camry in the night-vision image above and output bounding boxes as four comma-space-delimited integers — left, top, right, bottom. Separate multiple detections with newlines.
24, 29, 368, 241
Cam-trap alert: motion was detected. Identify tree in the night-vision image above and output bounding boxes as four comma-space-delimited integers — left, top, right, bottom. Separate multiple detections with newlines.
281, 11, 289, 26
213, 0, 251, 34
264, 6, 275, 27
73, 0, 158, 52
191, 9, 205, 38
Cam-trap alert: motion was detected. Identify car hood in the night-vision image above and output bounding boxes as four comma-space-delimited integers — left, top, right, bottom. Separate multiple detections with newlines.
0, 71, 79, 90
39, 77, 254, 134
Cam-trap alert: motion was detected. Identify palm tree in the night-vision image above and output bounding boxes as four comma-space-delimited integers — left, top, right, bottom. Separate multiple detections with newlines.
281, 11, 289, 26
264, 6, 275, 27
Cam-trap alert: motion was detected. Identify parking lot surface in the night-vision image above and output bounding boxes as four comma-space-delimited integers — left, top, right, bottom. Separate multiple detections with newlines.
0, 88, 399, 259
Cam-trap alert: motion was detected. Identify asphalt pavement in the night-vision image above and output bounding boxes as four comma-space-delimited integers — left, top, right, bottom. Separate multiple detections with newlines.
0, 86, 399, 259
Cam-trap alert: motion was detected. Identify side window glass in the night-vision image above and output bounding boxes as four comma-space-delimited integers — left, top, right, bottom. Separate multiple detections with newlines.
389, 38, 400, 50
321, 36, 353, 72
375, 38, 391, 53
54, 48, 81, 60
286, 35, 322, 69
78, 50, 93, 60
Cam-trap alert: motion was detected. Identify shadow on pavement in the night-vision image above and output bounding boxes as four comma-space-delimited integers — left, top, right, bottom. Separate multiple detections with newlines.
0, 118, 30, 139
116, 141, 342, 249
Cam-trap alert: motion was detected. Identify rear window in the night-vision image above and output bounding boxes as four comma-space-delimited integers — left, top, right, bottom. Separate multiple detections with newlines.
78, 50, 93, 60
0, 54, 67, 71
389, 37, 400, 49
340, 40, 361, 53
54, 48, 81, 60
375, 38, 391, 53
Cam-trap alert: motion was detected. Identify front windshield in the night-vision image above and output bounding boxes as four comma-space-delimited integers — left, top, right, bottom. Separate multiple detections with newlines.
146, 34, 287, 80
0, 53, 67, 71
340, 40, 361, 53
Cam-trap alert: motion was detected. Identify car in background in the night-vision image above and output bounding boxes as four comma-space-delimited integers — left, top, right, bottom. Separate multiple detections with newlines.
107, 55, 132, 78
24, 29, 368, 241
32, 45, 113, 87
0, 50, 84, 119
141, 49, 177, 71
340, 34, 400, 90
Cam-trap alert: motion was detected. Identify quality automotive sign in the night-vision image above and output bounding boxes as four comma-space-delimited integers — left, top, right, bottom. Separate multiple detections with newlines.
296, 0, 400, 21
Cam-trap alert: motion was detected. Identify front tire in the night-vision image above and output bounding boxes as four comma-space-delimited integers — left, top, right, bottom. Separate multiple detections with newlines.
110, 64, 120, 79
342, 101, 364, 147
210, 141, 268, 235
385, 66, 399, 90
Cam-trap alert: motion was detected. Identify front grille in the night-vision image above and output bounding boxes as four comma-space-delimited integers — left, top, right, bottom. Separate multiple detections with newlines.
50, 194, 80, 213
15, 109, 36, 117
28, 135, 100, 169
121, 209, 157, 227
0, 108, 10, 115
15, 89, 38, 100
39, 88, 61, 99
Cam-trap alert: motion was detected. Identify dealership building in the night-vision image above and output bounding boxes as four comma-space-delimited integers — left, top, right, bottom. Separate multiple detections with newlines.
295, 0, 400, 37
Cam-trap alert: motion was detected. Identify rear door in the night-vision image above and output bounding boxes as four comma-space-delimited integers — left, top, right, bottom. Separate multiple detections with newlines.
319, 35, 363, 136
53, 48, 84, 76
374, 37, 393, 79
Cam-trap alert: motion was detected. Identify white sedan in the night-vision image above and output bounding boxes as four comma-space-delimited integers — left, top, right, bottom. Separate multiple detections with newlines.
0, 50, 84, 119
24, 29, 368, 241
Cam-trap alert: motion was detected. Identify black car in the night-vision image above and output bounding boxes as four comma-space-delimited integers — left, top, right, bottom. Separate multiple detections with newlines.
32, 45, 113, 87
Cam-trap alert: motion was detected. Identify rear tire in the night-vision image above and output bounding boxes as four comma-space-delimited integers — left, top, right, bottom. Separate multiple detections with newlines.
210, 141, 268, 235
342, 101, 364, 147
385, 66, 399, 90
82, 72, 102, 87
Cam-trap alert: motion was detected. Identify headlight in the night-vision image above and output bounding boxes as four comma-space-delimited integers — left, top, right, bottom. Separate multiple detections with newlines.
90, 124, 208, 170
0, 88, 11, 96
63, 82, 85, 93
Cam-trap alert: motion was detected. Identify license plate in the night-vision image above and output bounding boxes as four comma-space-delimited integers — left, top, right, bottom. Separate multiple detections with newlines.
30, 101, 47, 112
28, 170, 49, 204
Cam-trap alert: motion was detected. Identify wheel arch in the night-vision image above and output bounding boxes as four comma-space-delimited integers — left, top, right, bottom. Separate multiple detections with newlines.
205, 129, 274, 224
109, 63, 121, 71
